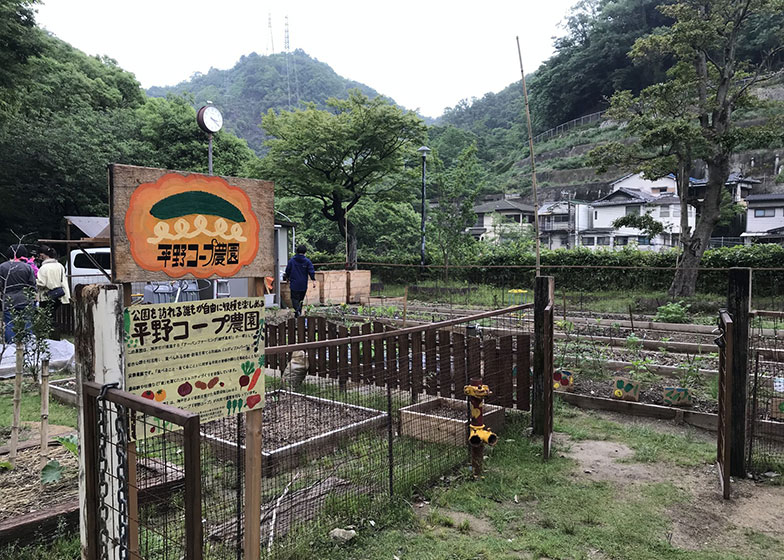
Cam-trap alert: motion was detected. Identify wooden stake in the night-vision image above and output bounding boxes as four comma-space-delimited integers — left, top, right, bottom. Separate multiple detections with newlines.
9, 343, 24, 468
402, 286, 409, 328
563, 292, 567, 324
516, 36, 541, 277
244, 408, 263, 560
728, 268, 750, 477
533, 276, 554, 435
40, 359, 50, 470
245, 277, 265, 559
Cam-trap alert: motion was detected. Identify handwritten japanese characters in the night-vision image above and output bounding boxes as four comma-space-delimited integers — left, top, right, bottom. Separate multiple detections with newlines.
111, 165, 274, 283
124, 297, 266, 435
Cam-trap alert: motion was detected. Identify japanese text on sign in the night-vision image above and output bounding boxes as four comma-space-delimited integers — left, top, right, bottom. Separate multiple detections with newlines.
124, 297, 266, 436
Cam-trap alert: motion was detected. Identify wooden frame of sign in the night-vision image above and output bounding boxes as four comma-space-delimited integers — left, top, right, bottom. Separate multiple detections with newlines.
111, 163, 269, 558
109, 164, 274, 283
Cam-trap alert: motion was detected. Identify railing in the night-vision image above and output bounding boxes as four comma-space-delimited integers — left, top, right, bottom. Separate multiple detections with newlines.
533, 110, 606, 144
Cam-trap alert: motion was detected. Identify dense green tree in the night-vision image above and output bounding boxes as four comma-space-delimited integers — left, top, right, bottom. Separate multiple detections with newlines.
256, 91, 426, 268
275, 196, 420, 260
134, 95, 257, 176
429, 145, 482, 280
0, 30, 259, 247
590, 0, 784, 297
529, 0, 673, 130
0, 0, 41, 111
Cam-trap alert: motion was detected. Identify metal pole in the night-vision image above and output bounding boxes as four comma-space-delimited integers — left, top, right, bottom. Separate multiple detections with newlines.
516, 37, 541, 277
208, 133, 213, 175
420, 154, 427, 270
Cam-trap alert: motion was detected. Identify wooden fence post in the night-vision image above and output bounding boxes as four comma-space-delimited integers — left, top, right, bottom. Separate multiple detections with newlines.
533, 276, 554, 435
245, 278, 265, 560
728, 267, 750, 477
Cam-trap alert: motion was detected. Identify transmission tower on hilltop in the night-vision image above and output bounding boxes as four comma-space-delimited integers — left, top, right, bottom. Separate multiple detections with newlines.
284, 16, 301, 106
284, 16, 291, 109
268, 13, 275, 54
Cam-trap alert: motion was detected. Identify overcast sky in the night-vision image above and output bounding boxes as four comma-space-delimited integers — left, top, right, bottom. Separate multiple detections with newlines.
35, 0, 575, 118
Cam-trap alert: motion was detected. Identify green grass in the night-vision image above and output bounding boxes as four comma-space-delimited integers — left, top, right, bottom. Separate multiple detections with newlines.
0, 379, 78, 446
10, 404, 782, 559
307, 411, 778, 560
554, 402, 715, 467
0, 519, 80, 560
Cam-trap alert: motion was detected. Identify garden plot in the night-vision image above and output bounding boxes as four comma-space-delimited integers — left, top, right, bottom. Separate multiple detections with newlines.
201, 391, 388, 476
0, 441, 78, 523
400, 397, 504, 446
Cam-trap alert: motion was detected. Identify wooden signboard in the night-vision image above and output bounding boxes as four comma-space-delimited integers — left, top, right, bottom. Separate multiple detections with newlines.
124, 297, 266, 436
110, 164, 274, 283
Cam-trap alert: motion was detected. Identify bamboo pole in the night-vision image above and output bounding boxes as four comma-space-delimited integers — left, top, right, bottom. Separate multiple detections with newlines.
40, 358, 50, 470
516, 36, 542, 277
9, 343, 24, 467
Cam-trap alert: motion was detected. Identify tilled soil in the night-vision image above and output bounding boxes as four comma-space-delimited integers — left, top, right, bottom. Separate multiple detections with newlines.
425, 402, 469, 421
201, 392, 382, 450
572, 377, 718, 414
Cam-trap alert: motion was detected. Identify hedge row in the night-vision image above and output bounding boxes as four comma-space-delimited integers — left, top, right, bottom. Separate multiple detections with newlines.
311, 244, 784, 296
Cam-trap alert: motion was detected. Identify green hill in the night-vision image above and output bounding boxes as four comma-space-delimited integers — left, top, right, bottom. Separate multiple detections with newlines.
147, 50, 386, 154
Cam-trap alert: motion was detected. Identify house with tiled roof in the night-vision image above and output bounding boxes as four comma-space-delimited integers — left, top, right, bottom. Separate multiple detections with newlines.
690, 173, 761, 203
469, 197, 535, 242
583, 187, 695, 251
741, 193, 784, 245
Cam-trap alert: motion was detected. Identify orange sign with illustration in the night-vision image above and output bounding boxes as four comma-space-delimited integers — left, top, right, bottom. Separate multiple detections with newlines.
124, 173, 260, 278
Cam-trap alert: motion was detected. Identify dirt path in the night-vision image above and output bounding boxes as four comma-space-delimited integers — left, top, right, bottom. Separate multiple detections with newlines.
558, 420, 784, 553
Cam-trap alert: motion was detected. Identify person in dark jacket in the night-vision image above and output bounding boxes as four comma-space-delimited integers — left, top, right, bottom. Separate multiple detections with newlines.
282, 245, 315, 318
0, 244, 36, 343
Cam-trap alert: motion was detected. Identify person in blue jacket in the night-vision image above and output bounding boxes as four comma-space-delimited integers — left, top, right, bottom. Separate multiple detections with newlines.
283, 244, 315, 317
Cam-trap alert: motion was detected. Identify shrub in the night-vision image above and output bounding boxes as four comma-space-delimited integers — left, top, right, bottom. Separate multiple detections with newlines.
654, 301, 690, 323
311, 244, 784, 296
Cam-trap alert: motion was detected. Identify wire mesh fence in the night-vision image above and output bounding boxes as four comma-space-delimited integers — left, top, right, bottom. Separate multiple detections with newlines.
251, 306, 533, 558
747, 311, 784, 474
85, 305, 536, 559
84, 382, 203, 560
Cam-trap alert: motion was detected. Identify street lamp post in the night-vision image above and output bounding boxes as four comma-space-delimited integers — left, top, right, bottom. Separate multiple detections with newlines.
418, 146, 430, 270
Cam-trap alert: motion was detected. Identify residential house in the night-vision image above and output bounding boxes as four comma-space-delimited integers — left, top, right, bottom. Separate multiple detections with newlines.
741, 194, 784, 245
610, 173, 677, 196
469, 198, 535, 242
583, 188, 695, 251
538, 200, 591, 249
689, 172, 760, 203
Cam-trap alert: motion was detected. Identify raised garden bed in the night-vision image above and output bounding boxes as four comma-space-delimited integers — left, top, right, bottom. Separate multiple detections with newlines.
50, 377, 77, 406
573, 377, 717, 413
0, 443, 183, 548
200, 391, 388, 476
399, 397, 504, 446
558, 391, 784, 443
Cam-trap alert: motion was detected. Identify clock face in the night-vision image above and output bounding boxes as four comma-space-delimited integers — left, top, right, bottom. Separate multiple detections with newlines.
200, 106, 223, 133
